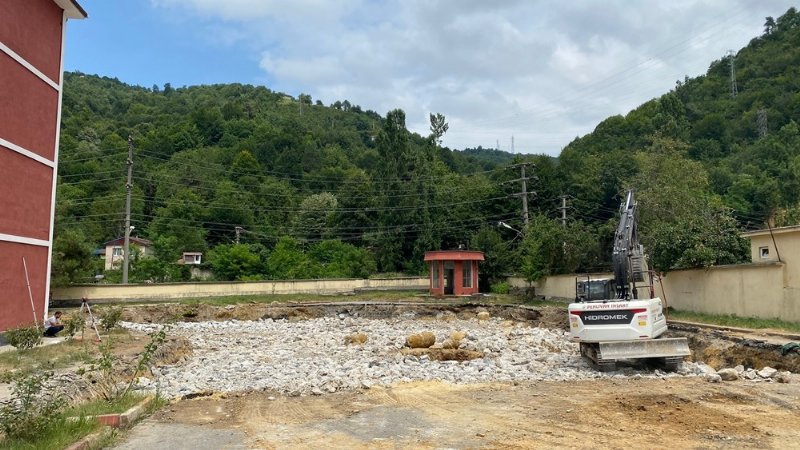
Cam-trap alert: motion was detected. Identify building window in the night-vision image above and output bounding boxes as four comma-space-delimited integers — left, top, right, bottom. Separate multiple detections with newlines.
432, 262, 440, 288
759, 246, 770, 259
462, 262, 472, 288
112, 247, 123, 257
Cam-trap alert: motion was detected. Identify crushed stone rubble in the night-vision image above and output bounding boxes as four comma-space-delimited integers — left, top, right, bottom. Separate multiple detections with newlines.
120, 317, 790, 398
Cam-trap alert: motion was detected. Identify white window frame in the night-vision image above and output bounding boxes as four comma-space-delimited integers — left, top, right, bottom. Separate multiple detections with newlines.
759, 246, 770, 259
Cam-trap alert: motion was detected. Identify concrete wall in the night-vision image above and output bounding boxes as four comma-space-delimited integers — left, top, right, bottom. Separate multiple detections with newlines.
654, 262, 792, 320
52, 277, 429, 303
512, 261, 800, 322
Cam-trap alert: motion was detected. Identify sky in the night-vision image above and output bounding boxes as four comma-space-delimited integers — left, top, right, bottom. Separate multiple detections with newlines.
64, 1, 797, 156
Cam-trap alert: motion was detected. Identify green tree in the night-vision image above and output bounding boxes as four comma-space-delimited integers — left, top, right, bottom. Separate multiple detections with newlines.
632, 140, 749, 271
308, 239, 376, 278
208, 244, 264, 281
265, 237, 320, 279
470, 226, 513, 290
150, 189, 208, 253
51, 230, 94, 286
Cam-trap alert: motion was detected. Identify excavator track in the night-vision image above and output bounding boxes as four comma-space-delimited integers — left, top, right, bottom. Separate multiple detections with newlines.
580, 342, 617, 372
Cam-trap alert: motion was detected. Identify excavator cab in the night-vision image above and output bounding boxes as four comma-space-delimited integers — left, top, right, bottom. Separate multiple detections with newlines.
575, 277, 616, 302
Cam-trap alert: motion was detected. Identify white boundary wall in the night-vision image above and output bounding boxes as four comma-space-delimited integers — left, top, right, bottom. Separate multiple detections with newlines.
509, 261, 800, 322
53, 277, 429, 302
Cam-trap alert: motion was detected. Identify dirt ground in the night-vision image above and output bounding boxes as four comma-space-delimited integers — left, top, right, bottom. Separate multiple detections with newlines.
118, 376, 800, 449
104, 301, 800, 449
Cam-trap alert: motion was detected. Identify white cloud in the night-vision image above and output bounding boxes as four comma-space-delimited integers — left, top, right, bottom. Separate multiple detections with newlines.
151, 0, 797, 155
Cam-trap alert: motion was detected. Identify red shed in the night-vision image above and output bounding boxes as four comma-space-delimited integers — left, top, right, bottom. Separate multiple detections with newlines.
0, 0, 86, 331
424, 250, 484, 296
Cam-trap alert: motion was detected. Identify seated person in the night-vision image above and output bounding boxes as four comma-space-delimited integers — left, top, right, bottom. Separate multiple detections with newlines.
43, 311, 64, 337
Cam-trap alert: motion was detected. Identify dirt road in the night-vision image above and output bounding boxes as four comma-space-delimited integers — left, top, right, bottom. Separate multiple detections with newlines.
115, 376, 799, 449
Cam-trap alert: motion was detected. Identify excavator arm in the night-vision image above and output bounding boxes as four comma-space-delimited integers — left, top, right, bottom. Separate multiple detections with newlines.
611, 190, 647, 299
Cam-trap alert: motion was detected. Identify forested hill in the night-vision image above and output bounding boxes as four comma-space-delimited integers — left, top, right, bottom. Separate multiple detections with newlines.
558, 8, 800, 229
54, 71, 536, 284
53, 7, 800, 286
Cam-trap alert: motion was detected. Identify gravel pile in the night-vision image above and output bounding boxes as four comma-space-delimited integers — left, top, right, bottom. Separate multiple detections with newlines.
124, 316, 697, 398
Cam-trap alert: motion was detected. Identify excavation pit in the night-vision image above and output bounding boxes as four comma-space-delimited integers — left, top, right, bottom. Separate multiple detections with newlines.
119, 302, 798, 399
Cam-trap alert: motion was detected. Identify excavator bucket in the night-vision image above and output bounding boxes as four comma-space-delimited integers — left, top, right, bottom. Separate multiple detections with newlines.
598, 338, 691, 360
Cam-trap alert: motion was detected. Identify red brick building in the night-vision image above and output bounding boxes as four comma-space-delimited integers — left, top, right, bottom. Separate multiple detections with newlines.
424, 250, 484, 296
0, 0, 86, 331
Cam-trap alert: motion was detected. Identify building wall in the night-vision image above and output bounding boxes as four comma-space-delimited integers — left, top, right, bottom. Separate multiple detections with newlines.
0, 0, 71, 330
748, 231, 800, 287
52, 277, 430, 302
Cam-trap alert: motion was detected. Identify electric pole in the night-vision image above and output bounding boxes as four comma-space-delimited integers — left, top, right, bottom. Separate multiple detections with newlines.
558, 195, 571, 228
235, 226, 243, 244
506, 163, 535, 229
122, 136, 133, 284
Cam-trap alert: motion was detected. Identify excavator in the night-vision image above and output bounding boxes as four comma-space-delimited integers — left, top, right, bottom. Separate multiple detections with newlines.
568, 190, 691, 371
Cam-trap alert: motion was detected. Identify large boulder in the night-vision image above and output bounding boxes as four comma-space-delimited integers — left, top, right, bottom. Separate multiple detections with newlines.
441, 331, 467, 349
344, 333, 368, 345
476, 311, 490, 321
406, 332, 436, 349
717, 368, 739, 381
758, 367, 778, 379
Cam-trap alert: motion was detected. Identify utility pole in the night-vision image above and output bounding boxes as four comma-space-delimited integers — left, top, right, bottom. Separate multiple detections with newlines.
728, 50, 738, 98
122, 136, 133, 284
235, 226, 243, 244
558, 195, 571, 228
506, 163, 535, 229
511, 135, 515, 153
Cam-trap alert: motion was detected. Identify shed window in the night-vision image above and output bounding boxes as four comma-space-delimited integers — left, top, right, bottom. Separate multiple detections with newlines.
462, 262, 472, 288
432, 262, 440, 288
759, 246, 770, 259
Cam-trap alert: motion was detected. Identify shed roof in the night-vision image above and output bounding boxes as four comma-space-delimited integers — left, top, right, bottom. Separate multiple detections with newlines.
424, 250, 485, 262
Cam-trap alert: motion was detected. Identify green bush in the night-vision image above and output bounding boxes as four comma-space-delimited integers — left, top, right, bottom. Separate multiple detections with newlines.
98, 307, 123, 331
490, 282, 510, 295
4, 325, 42, 350
0, 371, 65, 440
64, 314, 86, 338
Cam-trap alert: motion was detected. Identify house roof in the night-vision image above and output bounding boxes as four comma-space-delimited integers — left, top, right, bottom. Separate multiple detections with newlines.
741, 224, 800, 238
424, 250, 485, 262
54, 0, 87, 19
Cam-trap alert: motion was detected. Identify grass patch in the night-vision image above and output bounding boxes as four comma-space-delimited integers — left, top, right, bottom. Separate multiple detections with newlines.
0, 340, 93, 375
0, 417, 100, 450
64, 392, 148, 417
0, 328, 133, 375
668, 309, 800, 333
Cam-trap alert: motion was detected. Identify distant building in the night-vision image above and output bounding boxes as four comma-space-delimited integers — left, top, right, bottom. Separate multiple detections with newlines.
103, 237, 153, 271
424, 250, 484, 296
180, 252, 203, 265
0, 0, 87, 331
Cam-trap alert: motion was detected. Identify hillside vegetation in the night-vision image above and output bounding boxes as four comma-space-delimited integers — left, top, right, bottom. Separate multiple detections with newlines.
52, 8, 800, 286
